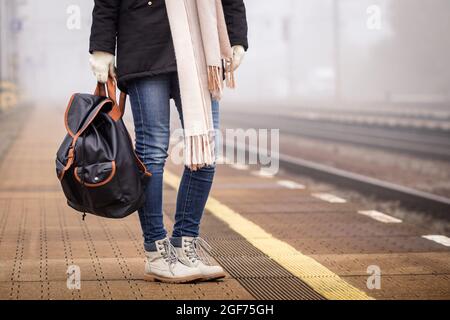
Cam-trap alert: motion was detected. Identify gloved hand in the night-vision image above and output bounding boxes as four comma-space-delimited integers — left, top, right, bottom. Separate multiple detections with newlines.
231, 45, 245, 71
89, 51, 116, 83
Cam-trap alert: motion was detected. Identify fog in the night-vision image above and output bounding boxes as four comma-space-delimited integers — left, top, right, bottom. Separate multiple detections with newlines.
2, 0, 450, 109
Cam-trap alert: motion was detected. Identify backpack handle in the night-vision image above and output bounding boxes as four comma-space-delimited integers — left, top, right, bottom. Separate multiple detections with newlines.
94, 76, 127, 121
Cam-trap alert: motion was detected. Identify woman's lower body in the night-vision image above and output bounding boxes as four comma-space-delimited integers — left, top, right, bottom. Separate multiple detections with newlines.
128, 72, 224, 283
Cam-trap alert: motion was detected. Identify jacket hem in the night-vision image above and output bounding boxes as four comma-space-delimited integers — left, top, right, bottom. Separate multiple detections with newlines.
117, 66, 178, 93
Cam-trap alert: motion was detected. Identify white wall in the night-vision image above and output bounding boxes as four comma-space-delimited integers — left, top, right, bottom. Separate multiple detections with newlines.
18, 0, 94, 104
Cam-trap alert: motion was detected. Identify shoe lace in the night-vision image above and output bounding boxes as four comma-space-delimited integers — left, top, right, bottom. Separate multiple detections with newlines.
158, 239, 178, 274
185, 237, 213, 265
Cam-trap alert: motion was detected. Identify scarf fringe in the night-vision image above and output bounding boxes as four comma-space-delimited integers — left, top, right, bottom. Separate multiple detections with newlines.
207, 65, 223, 97
207, 61, 236, 99
185, 132, 215, 171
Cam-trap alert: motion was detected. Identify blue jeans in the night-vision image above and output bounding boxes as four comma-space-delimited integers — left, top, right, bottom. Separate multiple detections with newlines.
128, 73, 219, 252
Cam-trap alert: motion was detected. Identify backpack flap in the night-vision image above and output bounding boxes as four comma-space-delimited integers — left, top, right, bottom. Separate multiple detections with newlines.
65, 93, 112, 137
57, 94, 113, 181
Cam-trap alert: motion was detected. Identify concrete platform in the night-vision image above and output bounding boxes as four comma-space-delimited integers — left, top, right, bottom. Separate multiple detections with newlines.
0, 104, 449, 300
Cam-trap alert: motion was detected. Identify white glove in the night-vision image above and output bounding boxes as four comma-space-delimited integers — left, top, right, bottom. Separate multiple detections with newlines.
231, 45, 245, 71
89, 51, 116, 83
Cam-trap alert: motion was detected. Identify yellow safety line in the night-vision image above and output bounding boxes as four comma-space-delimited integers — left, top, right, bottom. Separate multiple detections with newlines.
164, 170, 374, 300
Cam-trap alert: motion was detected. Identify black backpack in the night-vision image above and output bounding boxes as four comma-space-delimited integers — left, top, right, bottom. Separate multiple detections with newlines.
56, 79, 151, 219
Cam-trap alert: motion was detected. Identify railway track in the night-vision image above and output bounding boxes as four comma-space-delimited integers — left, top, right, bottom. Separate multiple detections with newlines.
221, 112, 450, 161
226, 139, 450, 221
221, 107, 450, 221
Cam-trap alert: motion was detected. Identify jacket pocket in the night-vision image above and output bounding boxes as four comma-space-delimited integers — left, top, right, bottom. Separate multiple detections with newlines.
127, 0, 161, 10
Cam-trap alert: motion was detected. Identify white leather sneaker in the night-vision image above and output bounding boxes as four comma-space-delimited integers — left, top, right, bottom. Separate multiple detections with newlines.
174, 236, 226, 281
143, 238, 203, 283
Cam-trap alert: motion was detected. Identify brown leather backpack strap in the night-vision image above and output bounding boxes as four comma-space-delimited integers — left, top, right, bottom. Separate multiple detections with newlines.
105, 77, 118, 106
94, 77, 126, 121
119, 92, 127, 115
94, 82, 107, 97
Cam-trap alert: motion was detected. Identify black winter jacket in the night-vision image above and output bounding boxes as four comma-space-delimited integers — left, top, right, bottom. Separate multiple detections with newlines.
89, 0, 248, 92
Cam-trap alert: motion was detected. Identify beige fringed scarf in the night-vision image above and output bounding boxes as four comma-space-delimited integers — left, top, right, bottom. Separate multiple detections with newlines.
165, 0, 235, 170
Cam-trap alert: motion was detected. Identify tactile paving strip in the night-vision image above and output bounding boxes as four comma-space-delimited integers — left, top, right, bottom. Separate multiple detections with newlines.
205, 239, 267, 257
238, 277, 322, 300
164, 187, 325, 300
217, 256, 295, 278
